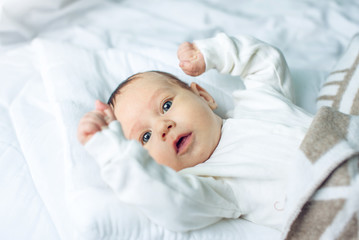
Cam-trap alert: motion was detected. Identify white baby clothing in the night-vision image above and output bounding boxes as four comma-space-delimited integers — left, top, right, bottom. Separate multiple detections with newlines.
85, 33, 313, 232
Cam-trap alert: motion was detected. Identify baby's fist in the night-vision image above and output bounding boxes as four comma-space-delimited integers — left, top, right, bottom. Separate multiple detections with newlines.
77, 100, 116, 145
177, 42, 205, 76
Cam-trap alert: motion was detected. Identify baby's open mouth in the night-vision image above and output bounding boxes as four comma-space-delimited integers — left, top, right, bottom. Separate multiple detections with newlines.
174, 133, 192, 154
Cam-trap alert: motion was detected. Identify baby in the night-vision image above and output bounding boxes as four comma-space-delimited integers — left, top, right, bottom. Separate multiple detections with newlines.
77, 33, 313, 232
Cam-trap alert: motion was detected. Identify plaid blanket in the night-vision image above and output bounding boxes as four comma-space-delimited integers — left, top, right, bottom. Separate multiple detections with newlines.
282, 107, 359, 240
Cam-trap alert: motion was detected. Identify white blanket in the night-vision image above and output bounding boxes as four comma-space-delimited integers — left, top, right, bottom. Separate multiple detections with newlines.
283, 107, 359, 239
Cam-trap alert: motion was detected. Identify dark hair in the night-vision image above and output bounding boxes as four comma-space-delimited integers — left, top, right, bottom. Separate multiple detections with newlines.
107, 70, 190, 107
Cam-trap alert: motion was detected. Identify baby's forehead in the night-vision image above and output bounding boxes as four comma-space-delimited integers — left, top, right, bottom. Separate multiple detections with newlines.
113, 75, 176, 103
127, 72, 181, 90
112, 75, 178, 124
137, 72, 177, 83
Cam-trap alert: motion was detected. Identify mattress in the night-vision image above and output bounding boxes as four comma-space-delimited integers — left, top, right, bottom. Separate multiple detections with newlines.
0, 0, 358, 239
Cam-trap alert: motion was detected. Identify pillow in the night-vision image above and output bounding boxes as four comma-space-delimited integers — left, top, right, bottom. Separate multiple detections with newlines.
317, 33, 359, 114
32, 38, 279, 239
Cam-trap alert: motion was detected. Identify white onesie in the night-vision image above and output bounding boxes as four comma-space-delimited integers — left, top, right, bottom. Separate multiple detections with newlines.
85, 33, 313, 232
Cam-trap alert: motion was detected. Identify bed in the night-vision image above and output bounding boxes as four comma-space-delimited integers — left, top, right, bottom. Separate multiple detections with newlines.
1, 0, 358, 239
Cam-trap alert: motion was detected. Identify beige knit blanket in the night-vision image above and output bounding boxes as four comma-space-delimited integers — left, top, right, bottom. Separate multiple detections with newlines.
282, 107, 359, 240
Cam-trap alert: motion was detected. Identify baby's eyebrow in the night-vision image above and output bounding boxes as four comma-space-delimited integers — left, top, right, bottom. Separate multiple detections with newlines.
147, 87, 171, 108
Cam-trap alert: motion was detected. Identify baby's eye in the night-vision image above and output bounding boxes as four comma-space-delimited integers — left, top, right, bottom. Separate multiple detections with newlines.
162, 100, 172, 113
142, 131, 152, 144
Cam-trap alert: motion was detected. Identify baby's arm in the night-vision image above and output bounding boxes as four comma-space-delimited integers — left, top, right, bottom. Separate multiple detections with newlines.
179, 33, 294, 101
80, 105, 241, 232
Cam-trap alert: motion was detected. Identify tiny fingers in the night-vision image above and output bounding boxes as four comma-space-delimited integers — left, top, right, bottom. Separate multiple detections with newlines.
95, 100, 116, 124
177, 42, 199, 61
80, 120, 102, 134
104, 108, 116, 124
179, 61, 196, 75
77, 120, 101, 145
177, 42, 192, 58
81, 111, 108, 129
77, 101, 118, 145
177, 41, 205, 76
78, 111, 111, 145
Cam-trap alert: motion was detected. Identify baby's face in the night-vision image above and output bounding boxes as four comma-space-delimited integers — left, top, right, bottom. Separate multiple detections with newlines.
112, 72, 222, 171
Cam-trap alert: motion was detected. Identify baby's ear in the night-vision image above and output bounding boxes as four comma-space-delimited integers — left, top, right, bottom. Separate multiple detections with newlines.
190, 82, 217, 110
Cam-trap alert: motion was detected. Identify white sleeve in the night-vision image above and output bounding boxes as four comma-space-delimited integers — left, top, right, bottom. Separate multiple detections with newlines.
85, 121, 241, 232
194, 33, 294, 101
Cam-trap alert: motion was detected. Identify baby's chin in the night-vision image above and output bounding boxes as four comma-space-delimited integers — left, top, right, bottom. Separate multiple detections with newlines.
180, 157, 209, 171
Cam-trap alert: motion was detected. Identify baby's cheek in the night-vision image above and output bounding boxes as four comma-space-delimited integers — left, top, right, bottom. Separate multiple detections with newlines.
147, 145, 176, 169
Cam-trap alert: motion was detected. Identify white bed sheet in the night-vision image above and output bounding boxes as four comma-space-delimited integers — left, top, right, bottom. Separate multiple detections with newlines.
1, 0, 359, 239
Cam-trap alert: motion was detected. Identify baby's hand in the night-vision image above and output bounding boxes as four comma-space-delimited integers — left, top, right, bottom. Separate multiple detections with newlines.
77, 100, 116, 145
177, 42, 205, 76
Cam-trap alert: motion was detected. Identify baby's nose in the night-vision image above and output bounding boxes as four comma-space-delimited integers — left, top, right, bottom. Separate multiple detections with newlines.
162, 124, 172, 137
160, 120, 175, 139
